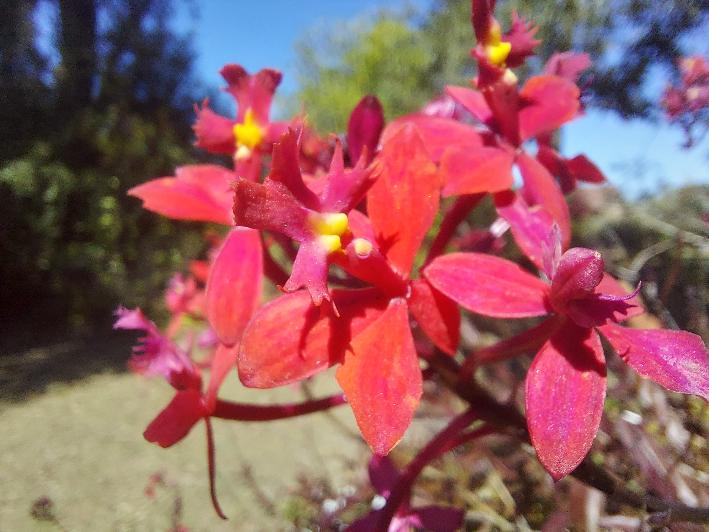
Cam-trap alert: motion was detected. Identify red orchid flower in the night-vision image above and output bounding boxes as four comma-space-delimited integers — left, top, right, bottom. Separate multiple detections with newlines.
232, 127, 373, 305
533, 52, 607, 193
193, 64, 287, 181
662, 56, 709, 147
380, 1, 606, 253
236, 125, 461, 456
347, 94, 385, 166
424, 235, 709, 480
128, 164, 236, 226
347, 455, 464, 532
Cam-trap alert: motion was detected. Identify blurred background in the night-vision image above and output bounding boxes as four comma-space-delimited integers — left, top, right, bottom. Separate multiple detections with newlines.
0, 1, 707, 530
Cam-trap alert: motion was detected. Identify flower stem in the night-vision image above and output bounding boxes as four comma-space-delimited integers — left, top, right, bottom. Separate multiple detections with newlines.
212, 394, 347, 421
425, 193, 485, 265
375, 408, 480, 531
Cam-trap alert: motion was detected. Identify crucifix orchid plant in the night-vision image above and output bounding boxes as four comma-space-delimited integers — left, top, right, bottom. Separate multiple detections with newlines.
118, 1, 708, 529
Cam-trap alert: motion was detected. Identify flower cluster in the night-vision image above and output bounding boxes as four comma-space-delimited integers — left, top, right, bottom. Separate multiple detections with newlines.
662, 55, 709, 147
119, 0, 708, 527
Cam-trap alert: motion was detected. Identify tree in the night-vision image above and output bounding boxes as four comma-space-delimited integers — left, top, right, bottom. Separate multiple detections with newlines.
294, 0, 709, 132
0, 0, 206, 334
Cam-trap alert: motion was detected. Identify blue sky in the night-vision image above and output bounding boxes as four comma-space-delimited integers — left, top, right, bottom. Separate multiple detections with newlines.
172, 1, 707, 199
37, 0, 708, 198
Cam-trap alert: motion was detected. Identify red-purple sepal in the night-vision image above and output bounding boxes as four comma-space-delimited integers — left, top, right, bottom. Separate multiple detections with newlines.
336, 299, 422, 455
408, 278, 460, 356
347, 94, 384, 165
441, 146, 514, 197
237, 289, 389, 388
193, 100, 236, 155
518, 75, 580, 142
598, 323, 709, 401
504, 12, 540, 67
144, 389, 207, 448
129, 165, 235, 225
537, 145, 605, 194
367, 124, 440, 278
206, 228, 262, 346
424, 253, 550, 318
494, 190, 555, 271
526, 323, 606, 480
445, 85, 493, 126
516, 151, 571, 248
543, 52, 591, 83
220, 64, 282, 124
381, 114, 483, 162
320, 140, 374, 212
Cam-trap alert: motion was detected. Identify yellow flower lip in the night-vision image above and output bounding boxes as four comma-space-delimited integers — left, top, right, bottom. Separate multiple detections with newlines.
233, 108, 265, 154
310, 212, 349, 254
310, 212, 349, 237
318, 235, 343, 254
484, 22, 511, 67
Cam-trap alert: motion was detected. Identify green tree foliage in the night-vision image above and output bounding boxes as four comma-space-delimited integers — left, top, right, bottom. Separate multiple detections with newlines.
295, 0, 708, 133
0, 0, 206, 333
294, 16, 435, 134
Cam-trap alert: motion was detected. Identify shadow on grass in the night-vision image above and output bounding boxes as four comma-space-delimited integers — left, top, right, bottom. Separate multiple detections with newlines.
0, 331, 134, 403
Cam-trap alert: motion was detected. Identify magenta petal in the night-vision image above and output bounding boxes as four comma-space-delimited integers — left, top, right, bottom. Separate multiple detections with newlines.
441, 146, 514, 197
516, 152, 571, 247
526, 324, 606, 480
143, 390, 206, 448
238, 288, 388, 388
518, 75, 580, 142
408, 278, 460, 356
206, 228, 263, 346
347, 94, 384, 164
129, 166, 235, 225
381, 114, 482, 162
598, 323, 709, 400
494, 190, 555, 271
233, 178, 311, 242
565, 154, 606, 184
319, 140, 374, 212
283, 239, 331, 305
268, 128, 320, 210
543, 52, 592, 83
445, 85, 493, 125
424, 253, 550, 318
192, 100, 236, 155
204, 343, 238, 414
220, 64, 282, 123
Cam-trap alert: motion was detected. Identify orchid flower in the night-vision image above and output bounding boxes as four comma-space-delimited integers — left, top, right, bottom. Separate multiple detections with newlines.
424, 230, 709, 479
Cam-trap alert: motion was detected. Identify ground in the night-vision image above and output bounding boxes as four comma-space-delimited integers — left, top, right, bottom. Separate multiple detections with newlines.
0, 336, 367, 531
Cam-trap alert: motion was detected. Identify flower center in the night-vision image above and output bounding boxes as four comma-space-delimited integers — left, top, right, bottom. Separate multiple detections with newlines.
233, 108, 265, 159
310, 212, 349, 253
484, 23, 511, 67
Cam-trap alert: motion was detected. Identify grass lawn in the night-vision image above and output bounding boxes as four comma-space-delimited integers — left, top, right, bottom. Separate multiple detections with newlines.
0, 338, 366, 531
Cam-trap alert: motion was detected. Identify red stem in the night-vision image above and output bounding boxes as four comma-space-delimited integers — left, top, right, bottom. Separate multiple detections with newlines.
205, 418, 227, 519
425, 193, 485, 265
458, 316, 562, 381
440, 424, 496, 455
375, 408, 480, 531
211, 394, 347, 421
